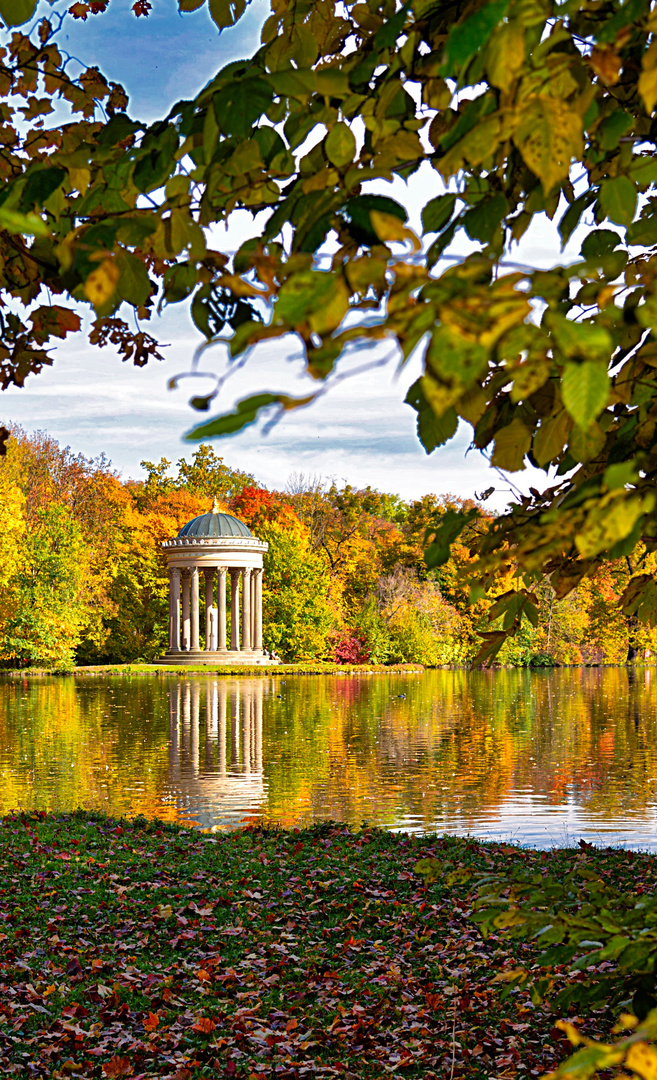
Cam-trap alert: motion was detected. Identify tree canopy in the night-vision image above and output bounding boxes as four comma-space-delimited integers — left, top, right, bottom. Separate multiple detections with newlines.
3, 0, 657, 658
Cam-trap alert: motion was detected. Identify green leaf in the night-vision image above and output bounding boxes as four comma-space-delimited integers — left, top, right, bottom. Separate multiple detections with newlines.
424, 508, 479, 569
213, 78, 274, 139
598, 175, 637, 228
0, 207, 49, 237
442, 0, 510, 73
341, 194, 407, 246
570, 421, 605, 464
132, 126, 179, 193
559, 189, 596, 246
96, 115, 142, 148
185, 392, 309, 440
21, 167, 66, 210
462, 192, 507, 243
490, 417, 532, 472
268, 69, 349, 99
421, 193, 457, 234
581, 229, 621, 259
548, 314, 613, 361
0, 0, 37, 27
533, 410, 572, 468
630, 156, 657, 186
164, 262, 198, 306
598, 109, 632, 150
562, 361, 610, 430
275, 270, 341, 326
208, 0, 247, 30
325, 123, 356, 168
405, 378, 458, 452
117, 250, 151, 307
373, 0, 411, 50
620, 574, 657, 627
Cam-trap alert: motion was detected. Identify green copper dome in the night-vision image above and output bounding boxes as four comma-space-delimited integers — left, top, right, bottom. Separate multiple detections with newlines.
178, 511, 252, 539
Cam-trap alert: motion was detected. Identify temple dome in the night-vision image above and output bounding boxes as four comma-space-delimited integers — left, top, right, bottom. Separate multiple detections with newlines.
178, 510, 252, 539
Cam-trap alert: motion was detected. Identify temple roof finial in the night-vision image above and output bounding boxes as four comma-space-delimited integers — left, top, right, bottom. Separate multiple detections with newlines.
212, 496, 220, 513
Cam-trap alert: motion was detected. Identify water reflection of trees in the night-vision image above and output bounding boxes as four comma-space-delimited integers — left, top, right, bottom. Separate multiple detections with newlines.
0, 670, 657, 836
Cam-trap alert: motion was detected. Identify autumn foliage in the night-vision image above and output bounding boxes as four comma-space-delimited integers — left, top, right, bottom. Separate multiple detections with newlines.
1, 426, 657, 667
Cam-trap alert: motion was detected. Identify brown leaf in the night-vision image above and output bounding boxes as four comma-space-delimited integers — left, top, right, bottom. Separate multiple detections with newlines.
102, 1057, 133, 1078
192, 1016, 216, 1034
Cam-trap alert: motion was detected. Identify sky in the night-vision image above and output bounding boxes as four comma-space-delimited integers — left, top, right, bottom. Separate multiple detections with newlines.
1, 0, 582, 505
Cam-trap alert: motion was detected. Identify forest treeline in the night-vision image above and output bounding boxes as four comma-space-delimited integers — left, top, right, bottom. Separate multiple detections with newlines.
0, 424, 654, 669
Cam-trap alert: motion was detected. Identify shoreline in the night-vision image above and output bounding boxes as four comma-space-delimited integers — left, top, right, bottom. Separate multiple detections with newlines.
0, 661, 654, 677
0, 809, 646, 1079
0, 661, 426, 677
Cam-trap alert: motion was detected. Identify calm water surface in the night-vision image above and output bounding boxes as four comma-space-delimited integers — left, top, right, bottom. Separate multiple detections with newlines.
0, 668, 656, 848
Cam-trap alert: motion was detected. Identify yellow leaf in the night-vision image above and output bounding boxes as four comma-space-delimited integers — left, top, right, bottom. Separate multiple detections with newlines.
308, 276, 350, 336
68, 167, 90, 195
575, 492, 655, 558
370, 210, 420, 250
640, 40, 657, 115
486, 21, 525, 93
414, 857, 442, 883
83, 259, 119, 307
514, 97, 583, 193
509, 357, 550, 402
491, 966, 529, 984
625, 1041, 657, 1079
492, 908, 528, 929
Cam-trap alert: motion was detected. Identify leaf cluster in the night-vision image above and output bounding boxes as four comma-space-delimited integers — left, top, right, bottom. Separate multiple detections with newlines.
471, 860, 657, 1015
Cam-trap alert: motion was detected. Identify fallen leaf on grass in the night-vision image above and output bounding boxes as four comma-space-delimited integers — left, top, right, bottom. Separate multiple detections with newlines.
102, 1057, 133, 1078
192, 1016, 216, 1033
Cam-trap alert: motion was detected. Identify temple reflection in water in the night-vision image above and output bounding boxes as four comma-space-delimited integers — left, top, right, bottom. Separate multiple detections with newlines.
166, 679, 267, 829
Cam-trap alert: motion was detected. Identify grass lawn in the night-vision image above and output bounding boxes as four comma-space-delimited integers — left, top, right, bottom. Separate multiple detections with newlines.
0, 812, 645, 1079
0, 664, 425, 678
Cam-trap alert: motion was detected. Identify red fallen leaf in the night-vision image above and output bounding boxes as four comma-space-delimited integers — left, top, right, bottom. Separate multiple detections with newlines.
196, 968, 211, 983
192, 1016, 216, 1034
102, 1057, 133, 1078
143, 1011, 159, 1032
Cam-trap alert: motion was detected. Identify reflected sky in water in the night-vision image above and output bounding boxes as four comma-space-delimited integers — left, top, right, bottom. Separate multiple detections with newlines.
1, 669, 657, 848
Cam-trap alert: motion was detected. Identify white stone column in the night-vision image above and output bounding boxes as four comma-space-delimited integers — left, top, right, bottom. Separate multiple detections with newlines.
181, 570, 190, 652
254, 568, 263, 651
190, 566, 200, 652
242, 568, 252, 650
204, 569, 216, 651
169, 567, 181, 652
218, 567, 227, 651
230, 569, 240, 651
251, 570, 256, 649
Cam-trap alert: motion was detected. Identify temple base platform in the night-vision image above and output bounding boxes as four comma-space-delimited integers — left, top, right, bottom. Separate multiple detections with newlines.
158, 650, 279, 666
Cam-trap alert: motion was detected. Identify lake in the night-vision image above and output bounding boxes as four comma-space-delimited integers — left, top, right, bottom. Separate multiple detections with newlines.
1, 668, 656, 849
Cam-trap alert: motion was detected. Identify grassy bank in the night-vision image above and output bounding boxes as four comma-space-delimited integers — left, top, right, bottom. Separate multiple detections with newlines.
0, 812, 644, 1079
0, 663, 425, 678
